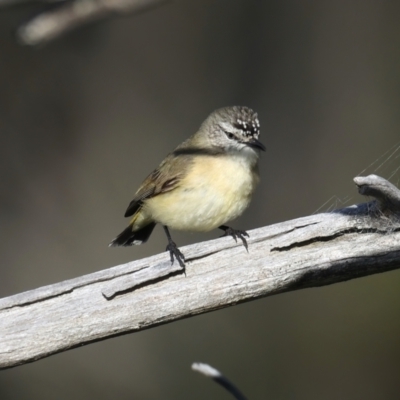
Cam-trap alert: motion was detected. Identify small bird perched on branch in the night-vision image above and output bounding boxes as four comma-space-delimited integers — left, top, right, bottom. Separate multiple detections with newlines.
110, 106, 265, 268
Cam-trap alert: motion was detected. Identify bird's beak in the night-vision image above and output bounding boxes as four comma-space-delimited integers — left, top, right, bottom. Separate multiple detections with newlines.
247, 138, 266, 151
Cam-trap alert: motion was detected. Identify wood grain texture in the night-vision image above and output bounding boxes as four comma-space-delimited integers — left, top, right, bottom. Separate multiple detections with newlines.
1, 175, 400, 370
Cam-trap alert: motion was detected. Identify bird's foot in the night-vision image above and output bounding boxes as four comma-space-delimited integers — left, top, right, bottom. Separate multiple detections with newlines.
219, 225, 249, 251
166, 241, 186, 269
163, 225, 186, 270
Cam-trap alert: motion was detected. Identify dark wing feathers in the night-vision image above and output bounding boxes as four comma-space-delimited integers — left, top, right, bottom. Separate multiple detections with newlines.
123, 153, 191, 218
124, 187, 155, 217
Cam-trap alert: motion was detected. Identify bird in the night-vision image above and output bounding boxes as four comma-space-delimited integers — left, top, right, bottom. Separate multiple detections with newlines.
110, 106, 265, 269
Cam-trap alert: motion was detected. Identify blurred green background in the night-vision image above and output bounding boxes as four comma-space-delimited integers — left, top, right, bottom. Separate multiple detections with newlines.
1, 0, 400, 399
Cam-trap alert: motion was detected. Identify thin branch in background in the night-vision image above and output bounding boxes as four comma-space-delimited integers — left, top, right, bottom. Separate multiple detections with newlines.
8, 0, 168, 45
0, 0, 63, 7
192, 362, 248, 400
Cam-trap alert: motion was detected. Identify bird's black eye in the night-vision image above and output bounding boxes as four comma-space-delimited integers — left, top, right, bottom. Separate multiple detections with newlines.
225, 131, 235, 140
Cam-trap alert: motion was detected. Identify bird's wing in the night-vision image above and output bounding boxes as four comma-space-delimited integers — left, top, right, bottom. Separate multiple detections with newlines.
124, 153, 191, 218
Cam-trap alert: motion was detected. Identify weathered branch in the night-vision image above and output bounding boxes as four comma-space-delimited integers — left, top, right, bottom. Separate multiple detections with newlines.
1, 175, 400, 370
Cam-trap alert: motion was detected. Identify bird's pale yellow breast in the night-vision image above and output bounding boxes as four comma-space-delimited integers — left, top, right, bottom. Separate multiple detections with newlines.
144, 152, 259, 231
187, 153, 258, 201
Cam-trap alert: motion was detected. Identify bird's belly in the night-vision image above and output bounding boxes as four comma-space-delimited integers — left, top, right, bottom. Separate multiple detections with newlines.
145, 156, 258, 231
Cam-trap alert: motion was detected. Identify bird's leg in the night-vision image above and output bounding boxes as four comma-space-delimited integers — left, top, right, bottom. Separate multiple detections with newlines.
218, 225, 249, 251
163, 225, 186, 269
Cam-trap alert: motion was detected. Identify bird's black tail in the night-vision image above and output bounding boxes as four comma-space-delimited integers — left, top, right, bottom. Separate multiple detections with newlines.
109, 222, 156, 246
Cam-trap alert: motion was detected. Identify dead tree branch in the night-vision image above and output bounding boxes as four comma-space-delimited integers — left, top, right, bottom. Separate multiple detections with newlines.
1, 174, 400, 370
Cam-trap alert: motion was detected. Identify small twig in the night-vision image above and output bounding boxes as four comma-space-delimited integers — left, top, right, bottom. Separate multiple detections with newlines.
192, 362, 248, 400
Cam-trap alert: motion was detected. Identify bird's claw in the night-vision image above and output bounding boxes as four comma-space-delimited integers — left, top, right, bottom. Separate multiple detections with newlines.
166, 242, 186, 269
219, 226, 249, 251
